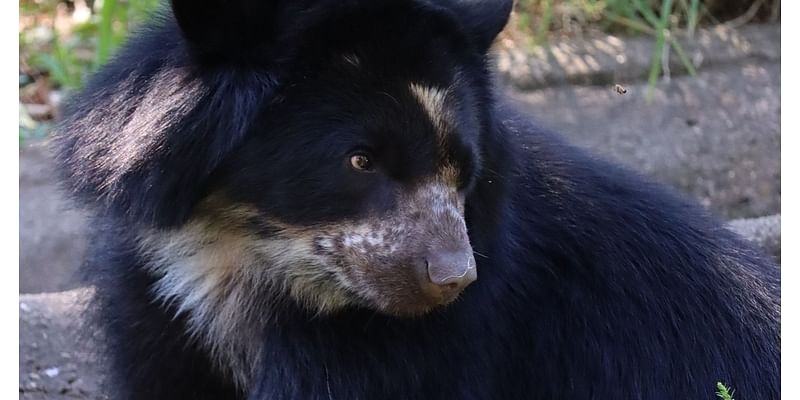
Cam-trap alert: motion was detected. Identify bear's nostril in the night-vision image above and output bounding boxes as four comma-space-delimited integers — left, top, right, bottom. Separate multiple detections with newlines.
423, 250, 477, 294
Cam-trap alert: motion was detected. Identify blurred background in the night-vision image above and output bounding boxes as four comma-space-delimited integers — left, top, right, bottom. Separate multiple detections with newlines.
19, 0, 780, 398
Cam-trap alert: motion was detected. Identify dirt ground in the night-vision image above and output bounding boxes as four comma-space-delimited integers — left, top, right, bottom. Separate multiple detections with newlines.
19, 23, 781, 399
19, 142, 88, 294
509, 57, 780, 220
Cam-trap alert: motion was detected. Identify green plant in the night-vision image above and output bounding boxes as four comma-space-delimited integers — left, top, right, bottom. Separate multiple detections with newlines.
32, 31, 85, 90
716, 382, 735, 400
604, 0, 697, 100
23, 0, 160, 91
19, 0, 162, 144
534, 0, 554, 45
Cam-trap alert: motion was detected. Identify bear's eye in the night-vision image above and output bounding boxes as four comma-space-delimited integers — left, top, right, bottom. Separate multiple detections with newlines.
349, 153, 374, 172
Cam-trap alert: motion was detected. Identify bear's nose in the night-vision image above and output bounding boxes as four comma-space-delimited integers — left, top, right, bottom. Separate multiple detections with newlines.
419, 250, 477, 303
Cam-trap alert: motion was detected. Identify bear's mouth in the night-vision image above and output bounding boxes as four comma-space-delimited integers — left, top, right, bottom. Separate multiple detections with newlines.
344, 258, 477, 318
377, 287, 469, 318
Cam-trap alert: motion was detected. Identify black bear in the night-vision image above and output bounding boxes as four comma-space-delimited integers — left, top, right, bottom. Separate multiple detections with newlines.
52, 0, 780, 398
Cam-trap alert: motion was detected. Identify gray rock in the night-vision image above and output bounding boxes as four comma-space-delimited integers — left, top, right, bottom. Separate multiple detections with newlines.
19, 290, 105, 400
729, 214, 781, 262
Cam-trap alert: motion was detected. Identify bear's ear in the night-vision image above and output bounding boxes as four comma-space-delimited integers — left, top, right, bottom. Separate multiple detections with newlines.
436, 0, 513, 52
170, 0, 294, 57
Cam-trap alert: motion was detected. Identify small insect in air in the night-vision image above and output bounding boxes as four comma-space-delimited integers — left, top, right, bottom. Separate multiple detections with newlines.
613, 84, 628, 95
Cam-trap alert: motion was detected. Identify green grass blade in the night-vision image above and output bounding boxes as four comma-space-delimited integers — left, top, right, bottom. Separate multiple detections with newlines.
113, 1, 129, 48
688, 0, 700, 37
634, 0, 662, 28
96, 0, 119, 66
534, 0, 554, 46
646, 0, 674, 101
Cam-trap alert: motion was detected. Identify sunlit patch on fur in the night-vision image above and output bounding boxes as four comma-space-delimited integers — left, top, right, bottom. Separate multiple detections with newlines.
67, 66, 205, 195
341, 53, 361, 68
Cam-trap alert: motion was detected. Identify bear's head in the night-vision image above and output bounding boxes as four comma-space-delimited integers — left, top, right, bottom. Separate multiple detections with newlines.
55, 0, 513, 323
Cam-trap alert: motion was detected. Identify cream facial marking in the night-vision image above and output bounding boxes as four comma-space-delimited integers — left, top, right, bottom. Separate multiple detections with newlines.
135, 173, 472, 387
310, 176, 471, 311
136, 197, 356, 388
409, 82, 452, 143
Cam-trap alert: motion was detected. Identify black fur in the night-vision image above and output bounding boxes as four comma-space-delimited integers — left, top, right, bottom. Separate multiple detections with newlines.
53, 0, 780, 399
